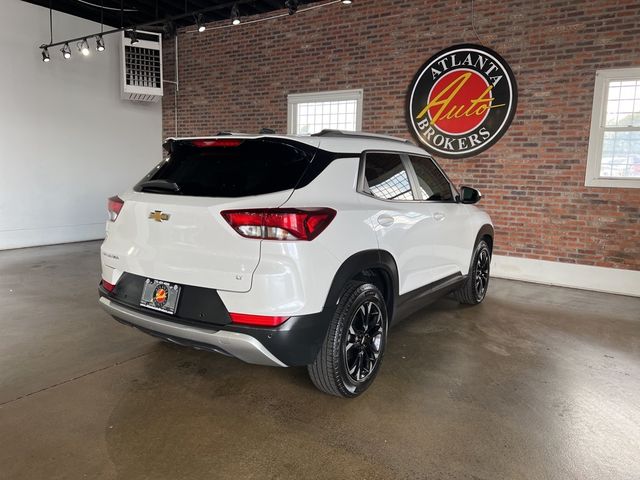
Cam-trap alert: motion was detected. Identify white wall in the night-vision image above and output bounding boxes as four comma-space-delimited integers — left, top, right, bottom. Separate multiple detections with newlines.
492, 255, 640, 298
0, 0, 162, 250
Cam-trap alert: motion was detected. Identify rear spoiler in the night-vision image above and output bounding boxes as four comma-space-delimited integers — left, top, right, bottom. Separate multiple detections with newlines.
163, 134, 241, 153
163, 130, 277, 153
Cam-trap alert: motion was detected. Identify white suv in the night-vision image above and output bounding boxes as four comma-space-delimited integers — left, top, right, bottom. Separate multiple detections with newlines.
98, 130, 493, 397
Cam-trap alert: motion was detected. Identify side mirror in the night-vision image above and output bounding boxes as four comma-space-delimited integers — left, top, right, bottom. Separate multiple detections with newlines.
459, 186, 482, 204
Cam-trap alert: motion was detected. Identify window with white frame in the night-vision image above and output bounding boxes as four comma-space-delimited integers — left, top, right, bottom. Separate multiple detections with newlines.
586, 68, 640, 188
288, 89, 363, 135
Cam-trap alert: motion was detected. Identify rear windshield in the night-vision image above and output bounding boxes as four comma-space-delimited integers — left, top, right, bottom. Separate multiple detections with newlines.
135, 139, 315, 197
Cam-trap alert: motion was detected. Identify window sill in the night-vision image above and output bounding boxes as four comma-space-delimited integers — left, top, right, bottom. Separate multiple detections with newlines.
584, 176, 640, 188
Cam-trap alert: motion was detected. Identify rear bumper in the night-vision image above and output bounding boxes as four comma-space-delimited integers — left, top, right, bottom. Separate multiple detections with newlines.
98, 288, 335, 367
99, 296, 287, 367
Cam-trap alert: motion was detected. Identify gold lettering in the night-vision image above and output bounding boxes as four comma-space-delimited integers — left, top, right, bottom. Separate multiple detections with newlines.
416, 74, 506, 127
416, 72, 471, 122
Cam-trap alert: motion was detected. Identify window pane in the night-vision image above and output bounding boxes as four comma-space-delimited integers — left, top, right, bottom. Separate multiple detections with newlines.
365, 153, 414, 200
294, 98, 359, 134
606, 80, 640, 127
409, 156, 454, 201
600, 131, 640, 178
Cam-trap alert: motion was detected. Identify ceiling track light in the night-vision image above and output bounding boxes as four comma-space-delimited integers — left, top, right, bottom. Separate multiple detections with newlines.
195, 13, 206, 32
285, 0, 299, 15
61, 42, 71, 59
96, 34, 105, 52
40, 0, 350, 62
129, 29, 139, 44
231, 3, 241, 25
78, 38, 90, 56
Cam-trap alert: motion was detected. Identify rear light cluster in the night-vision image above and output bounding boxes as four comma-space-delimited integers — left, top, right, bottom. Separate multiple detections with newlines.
107, 196, 124, 222
101, 279, 116, 292
221, 208, 336, 241
229, 313, 289, 327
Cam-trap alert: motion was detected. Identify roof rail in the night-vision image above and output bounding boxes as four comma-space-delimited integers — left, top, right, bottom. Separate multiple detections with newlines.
311, 129, 413, 145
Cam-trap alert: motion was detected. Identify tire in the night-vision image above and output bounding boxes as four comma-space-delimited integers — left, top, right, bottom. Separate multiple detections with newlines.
454, 239, 491, 305
308, 281, 388, 398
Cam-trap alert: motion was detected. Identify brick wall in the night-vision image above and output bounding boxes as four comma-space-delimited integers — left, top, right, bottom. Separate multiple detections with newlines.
162, 0, 640, 271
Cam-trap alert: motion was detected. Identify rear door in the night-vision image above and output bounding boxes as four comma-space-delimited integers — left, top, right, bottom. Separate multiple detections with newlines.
356, 152, 443, 295
102, 138, 316, 292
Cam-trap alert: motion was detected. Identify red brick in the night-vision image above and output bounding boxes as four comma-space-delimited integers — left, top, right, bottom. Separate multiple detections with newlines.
162, 0, 640, 271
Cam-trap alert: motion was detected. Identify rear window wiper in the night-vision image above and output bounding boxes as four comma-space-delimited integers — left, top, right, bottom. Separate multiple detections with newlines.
138, 180, 182, 194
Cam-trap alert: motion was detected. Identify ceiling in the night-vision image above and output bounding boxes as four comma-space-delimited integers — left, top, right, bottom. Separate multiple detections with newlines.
23, 0, 315, 30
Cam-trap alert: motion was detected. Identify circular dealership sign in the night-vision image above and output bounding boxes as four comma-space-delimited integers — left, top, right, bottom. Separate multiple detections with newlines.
407, 44, 517, 158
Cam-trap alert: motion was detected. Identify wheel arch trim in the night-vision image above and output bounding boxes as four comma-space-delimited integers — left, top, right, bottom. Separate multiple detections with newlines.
468, 223, 494, 276
475, 224, 494, 252
323, 249, 399, 316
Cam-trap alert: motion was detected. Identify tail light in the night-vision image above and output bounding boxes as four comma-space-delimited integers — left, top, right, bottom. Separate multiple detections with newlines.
101, 279, 116, 292
107, 196, 124, 222
221, 208, 336, 241
229, 313, 289, 327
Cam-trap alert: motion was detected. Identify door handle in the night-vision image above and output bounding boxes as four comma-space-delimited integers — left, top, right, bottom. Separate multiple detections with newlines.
377, 214, 395, 227
433, 212, 446, 222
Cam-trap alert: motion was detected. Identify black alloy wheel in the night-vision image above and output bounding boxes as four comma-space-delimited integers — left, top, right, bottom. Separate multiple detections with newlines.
343, 300, 384, 383
308, 281, 388, 397
454, 239, 491, 305
475, 247, 490, 301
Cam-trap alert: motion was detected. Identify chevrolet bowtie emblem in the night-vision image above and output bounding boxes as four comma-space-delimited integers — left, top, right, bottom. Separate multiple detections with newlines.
149, 210, 170, 222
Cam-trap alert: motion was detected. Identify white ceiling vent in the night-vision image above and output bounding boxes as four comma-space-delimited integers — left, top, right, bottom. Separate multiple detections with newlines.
120, 30, 163, 102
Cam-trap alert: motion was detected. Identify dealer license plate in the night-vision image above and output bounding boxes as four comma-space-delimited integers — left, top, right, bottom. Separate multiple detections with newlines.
140, 278, 181, 315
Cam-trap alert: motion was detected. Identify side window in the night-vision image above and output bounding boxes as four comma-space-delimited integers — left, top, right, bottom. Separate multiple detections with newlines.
409, 155, 454, 201
363, 153, 414, 200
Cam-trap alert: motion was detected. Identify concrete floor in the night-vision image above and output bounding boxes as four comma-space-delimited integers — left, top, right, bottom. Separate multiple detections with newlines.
0, 242, 639, 480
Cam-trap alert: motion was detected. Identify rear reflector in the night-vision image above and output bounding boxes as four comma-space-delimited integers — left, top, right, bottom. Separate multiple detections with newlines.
229, 313, 289, 327
221, 208, 336, 241
191, 139, 243, 148
101, 279, 116, 292
107, 196, 124, 222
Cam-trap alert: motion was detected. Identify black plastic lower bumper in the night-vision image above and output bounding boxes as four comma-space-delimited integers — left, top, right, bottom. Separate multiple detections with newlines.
99, 276, 334, 367
227, 307, 336, 366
